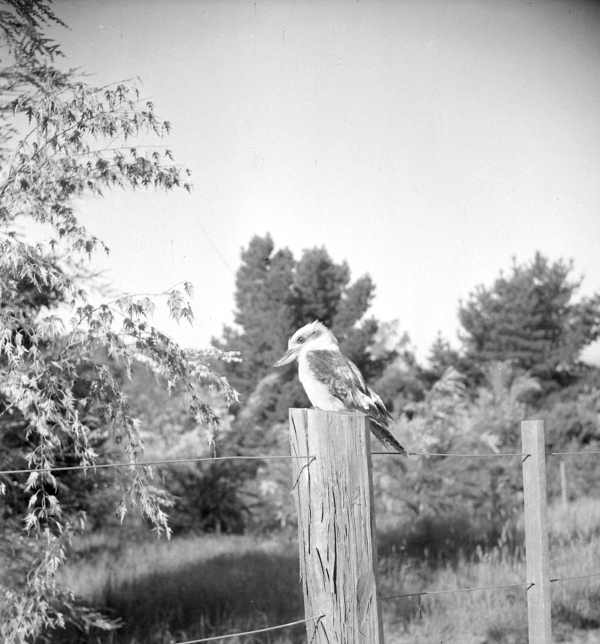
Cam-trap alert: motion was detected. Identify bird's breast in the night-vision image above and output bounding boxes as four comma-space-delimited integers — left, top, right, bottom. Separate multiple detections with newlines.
298, 353, 346, 411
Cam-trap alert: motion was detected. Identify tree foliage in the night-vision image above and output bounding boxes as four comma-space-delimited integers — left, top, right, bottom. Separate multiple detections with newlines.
371, 321, 426, 414
376, 363, 540, 556
212, 235, 409, 531
0, 3, 235, 641
222, 235, 296, 395
2, 4, 598, 638
426, 332, 463, 382
459, 252, 600, 385
216, 234, 392, 415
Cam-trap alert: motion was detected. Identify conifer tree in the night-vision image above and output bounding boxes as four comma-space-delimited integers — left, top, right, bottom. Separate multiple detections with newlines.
220, 235, 296, 395
458, 252, 600, 383
217, 235, 388, 421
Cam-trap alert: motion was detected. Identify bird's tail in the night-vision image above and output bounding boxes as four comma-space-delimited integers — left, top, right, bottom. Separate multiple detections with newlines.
369, 419, 406, 455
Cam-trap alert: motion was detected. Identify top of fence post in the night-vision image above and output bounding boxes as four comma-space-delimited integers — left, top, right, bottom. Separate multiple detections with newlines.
521, 419, 551, 644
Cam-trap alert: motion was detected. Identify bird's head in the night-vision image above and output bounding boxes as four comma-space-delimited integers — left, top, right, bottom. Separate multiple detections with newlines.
273, 320, 338, 367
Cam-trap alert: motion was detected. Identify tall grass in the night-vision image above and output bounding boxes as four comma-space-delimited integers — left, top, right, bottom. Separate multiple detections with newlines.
382, 499, 600, 644
56, 499, 600, 643
59, 534, 303, 643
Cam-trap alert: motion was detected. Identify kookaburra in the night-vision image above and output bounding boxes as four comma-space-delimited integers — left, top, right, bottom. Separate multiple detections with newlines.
274, 320, 405, 453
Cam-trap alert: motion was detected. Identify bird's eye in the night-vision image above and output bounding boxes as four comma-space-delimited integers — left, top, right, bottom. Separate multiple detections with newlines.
296, 335, 305, 344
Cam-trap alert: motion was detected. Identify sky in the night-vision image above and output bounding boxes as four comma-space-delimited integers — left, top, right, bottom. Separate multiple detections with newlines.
51, 1, 600, 362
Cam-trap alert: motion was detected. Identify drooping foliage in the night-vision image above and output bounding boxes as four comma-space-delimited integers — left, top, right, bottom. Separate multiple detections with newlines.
0, 3, 236, 641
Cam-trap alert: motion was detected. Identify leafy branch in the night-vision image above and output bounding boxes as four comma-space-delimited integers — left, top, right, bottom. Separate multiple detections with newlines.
0, 3, 236, 641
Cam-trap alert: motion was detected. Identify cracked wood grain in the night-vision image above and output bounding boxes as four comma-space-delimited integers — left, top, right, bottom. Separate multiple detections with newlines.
289, 408, 384, 644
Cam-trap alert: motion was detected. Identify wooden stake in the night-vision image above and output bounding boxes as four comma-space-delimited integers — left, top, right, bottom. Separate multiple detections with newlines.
521, 419, 552, 644
289, 408, 384, 644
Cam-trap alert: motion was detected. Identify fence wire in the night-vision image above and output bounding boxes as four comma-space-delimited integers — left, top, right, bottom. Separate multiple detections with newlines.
1, 420, 599, 640
3, 445, 598, 476
372, 450, 526, 458
382, 581, 532, 601
168, 572, 600, 643
551, 450, 600, 456
383, 572, 600, 603
0, 454, 315, 477
550, 572, 600, 584
174, 614, 324, 644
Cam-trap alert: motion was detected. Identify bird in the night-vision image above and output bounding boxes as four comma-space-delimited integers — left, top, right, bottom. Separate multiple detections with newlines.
274, 320, 405, 453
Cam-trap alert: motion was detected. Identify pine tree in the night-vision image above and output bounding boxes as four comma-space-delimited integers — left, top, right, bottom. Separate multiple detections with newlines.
220, 235, 296, 395
214, 237, 403, 532
217, 235, 385, 415
292, 247, 351, 326
458, 252, 600, 383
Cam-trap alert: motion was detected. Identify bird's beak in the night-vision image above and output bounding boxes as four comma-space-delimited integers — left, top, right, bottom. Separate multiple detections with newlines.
273, 348, 297, 367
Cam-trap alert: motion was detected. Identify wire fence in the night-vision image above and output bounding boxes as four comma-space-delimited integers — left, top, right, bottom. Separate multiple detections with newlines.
160, 571, 600, 642
382, 571, 600, 603
0, 449, 524, 477
168, 566, 600, 643
3, 444, 599, 477
2, 435, 599, 642
550, 572, 600, 584
382, 581, 533, 601
174, 615, 324, 644
0, 454, 310, 476
373, 450, 526, 458
550, 450, 600, 456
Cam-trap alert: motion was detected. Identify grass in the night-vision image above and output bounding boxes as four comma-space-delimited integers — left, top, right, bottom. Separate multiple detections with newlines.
381, 498, 600, 644
381, 539, 600, 643
59, 533, 303, 643
55, 498, 600, 643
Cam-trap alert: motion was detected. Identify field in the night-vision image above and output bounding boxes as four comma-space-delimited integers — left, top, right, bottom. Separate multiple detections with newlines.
56, 498, 600, 644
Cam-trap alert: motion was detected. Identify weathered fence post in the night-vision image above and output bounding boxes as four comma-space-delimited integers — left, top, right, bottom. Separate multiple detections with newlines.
521, 419, 552, 644
289, 408, 384, 644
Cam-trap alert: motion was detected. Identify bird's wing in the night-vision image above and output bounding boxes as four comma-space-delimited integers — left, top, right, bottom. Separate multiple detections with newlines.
306, 350, 385, 417
306, 350, 404, 453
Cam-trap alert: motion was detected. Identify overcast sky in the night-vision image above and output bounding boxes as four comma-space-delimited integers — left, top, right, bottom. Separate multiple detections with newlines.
53, 1, 600, 361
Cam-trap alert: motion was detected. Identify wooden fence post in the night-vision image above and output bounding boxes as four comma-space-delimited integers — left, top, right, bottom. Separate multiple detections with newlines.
521, 419, 552, 644
289, 408, 384, 644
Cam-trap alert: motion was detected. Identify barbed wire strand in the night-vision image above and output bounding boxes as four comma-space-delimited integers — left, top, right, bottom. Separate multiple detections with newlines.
550, 572, 600, 584
0, 454, 316, 477
551, 450, 600, 456
1, 447, 550, 476
373, 451, 526, 458
382, 581, 533, 601
1, 448, 594, 477
174, 614, 324, 644
383, 573, 600, 603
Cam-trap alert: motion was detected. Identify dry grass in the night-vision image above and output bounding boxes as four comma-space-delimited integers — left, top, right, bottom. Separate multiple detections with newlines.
383, 499, 600, 644
55, 498, 600, 643
549, 497, 600, 545
59, 533, 303, 643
